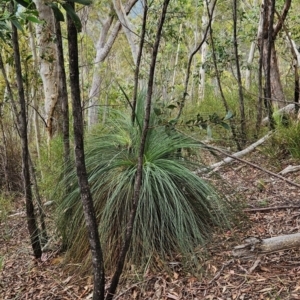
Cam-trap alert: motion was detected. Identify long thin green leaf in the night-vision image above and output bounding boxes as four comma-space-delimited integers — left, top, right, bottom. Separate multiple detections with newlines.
67, 0, 92, 5
55, 93, 234, 274
11, 19, 23, 32
47, 3, 65, 22
62, 3, 82, 32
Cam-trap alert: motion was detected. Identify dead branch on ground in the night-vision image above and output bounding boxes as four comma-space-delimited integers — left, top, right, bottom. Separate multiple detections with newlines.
244, 205, 300, 213
279, 165, 300, 175
233, 233, 300, 258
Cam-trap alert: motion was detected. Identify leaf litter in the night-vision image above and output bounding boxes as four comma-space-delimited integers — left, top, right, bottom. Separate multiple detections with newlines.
1, 150, 300, 299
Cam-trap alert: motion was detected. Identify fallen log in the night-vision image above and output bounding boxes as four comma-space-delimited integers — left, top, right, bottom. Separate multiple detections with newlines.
195, 131, 273, 173
262, 103, 296, 126
232, 233, 300, 258
244, 205, 300, 213
179, 130, 300, 188
279, 165, 300, 175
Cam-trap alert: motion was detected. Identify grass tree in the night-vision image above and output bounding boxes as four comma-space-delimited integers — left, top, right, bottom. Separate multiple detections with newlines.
56, 2, 234, 299
56, 93, 233, 273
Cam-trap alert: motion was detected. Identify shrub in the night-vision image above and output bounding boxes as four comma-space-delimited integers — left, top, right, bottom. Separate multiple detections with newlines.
55, 95, 234, 274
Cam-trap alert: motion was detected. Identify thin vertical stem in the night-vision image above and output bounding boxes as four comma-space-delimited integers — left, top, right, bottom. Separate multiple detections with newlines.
106, 0, 170, 298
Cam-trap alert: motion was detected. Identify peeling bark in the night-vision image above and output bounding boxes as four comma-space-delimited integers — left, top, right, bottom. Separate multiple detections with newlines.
28, 22, 42, 161
245, 41, 256, 90
33, 0, 60, 139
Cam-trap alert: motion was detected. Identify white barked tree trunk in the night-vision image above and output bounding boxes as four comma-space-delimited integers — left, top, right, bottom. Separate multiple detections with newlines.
87, 0, 137, 129
199, 0, 215, 101
33, 0, 60, 140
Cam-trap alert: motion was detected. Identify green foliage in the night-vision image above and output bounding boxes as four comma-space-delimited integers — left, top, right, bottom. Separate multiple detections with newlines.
55, 93, 234, 274
0, 255, 4, 271
184, 84, 261, 144
0, 192, 13, 223
48, 0, 92, 32
38, 137, 66, 200
0, 110, 22, 192
0, 192, 15, 245
264, 119, 300, 161
185, 111, 233, 137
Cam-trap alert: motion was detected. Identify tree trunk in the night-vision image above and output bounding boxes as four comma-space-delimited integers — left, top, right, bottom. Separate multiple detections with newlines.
87, 14, 115, 128
256, 4, 265, 135
232, 0, 246, 146
87, 0, 138, 128
10, 15, 42, 259
263, 41, 285, 107
106, 1, 170, 298
67, 4, 105, 299
28, 22, 42, 174
242, 0, 260, 91
172, 23, 182, 87
0, 104, 10, 191
54, 19, 70, 166
209, 17, 241, 150
176, 0, 217, 120
288, 38, 300, 114
28, 155, 48, 246
33, 0, 61, 139
132, 1, 148, 124
195, 131, 272, 173
245, 41, 256, 90
257, 0, 292, 108
198, 0, 215, 101
113, 0, 137, 64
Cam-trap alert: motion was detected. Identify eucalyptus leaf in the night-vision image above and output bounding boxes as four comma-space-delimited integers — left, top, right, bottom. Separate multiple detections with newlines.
168, 118, 177, 125
14, 0, 31, 8
224, 110, 234, 120
67, 0, 92, 5
11, 19, 23, 32
153, 107, 162, 116
220, 122, 230, 130
47, 3, 65, 22
0, 32, 5, 42
185, 119, 194, 125
207, 125, 212, 138
26, 16, 42, 24
26, 54, 33, 61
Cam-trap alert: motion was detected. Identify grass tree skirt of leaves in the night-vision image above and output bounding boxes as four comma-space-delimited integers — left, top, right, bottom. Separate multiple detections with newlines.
55, 98, 235, 274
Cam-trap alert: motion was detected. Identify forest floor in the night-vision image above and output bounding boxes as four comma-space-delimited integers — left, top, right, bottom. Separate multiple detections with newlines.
1, 148, 300, 299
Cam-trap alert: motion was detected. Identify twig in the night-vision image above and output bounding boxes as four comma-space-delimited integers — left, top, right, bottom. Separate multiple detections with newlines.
244, 205, 300, 213
113, 284, 138, 300
113, 277, 154, 300
249, 256, 261, 273
208, 259, 234, 285
203, 149, 300, 188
